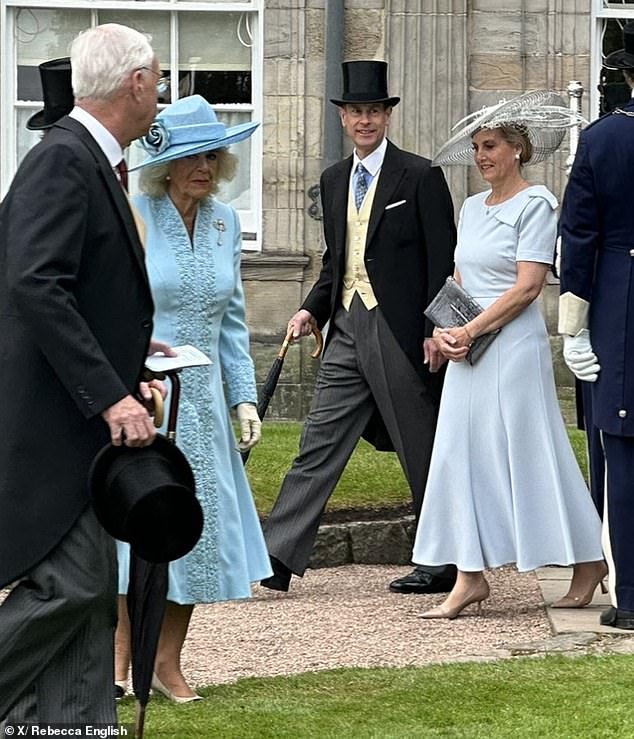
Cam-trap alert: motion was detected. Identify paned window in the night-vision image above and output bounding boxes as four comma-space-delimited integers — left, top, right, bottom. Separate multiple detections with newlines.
592, 1, 634, 119
0, 1, 263, 248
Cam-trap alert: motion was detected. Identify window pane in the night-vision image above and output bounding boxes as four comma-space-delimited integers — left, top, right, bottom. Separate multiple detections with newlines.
178, 12, 252, 104
166, 70, 252, 105
177, 0, 252, 3
16, 108, 42, 165
15, 8, 91, 101
215, 111, 253, 210
600, 18, 634, 114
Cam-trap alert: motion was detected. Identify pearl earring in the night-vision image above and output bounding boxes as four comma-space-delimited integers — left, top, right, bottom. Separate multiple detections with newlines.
514, 153, 520, 160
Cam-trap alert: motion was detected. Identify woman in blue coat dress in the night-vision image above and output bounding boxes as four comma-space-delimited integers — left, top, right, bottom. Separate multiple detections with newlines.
115, 96, 271, 701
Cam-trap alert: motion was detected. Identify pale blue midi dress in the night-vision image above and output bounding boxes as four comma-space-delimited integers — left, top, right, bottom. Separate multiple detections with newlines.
412, 185, 603, 572
117, 194, 272, 604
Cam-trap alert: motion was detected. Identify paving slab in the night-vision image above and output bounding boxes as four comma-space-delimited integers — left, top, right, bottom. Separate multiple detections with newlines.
535, 566, 634, 635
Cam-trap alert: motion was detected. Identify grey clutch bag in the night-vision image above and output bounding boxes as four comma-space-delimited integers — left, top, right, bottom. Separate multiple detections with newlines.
424, 276, 500, 365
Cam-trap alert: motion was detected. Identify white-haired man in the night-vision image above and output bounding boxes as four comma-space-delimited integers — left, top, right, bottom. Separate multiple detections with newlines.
0, 24, 161, 723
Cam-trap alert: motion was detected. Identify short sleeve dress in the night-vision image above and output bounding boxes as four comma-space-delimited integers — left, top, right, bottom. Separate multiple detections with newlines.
412, 185, 603, 572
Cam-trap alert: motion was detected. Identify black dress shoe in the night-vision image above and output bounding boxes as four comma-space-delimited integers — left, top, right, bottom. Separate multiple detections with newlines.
389, 568, 456, 594
600, 606, 634, 630
260, 556, 292, 592
114, 683, 126, 700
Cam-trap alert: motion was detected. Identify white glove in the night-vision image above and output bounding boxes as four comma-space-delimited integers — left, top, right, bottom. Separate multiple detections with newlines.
236, 403, 261, 451
563, 329, 600, 382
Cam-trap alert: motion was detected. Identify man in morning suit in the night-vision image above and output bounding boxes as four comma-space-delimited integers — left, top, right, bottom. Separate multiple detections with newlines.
0, 23, 162, 722
261, 60, 457, 594
559, 21, 634, 630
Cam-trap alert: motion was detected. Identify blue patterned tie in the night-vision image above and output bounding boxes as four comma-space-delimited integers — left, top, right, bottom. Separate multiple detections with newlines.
354, 162, 368, 211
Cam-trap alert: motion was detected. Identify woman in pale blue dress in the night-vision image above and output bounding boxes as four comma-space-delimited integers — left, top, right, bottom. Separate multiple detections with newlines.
412, 93, 605, 620
115, 96, 271, 700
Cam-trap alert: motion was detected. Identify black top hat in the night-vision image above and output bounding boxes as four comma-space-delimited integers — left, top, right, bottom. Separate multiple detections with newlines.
26, 57, 74, 131
89, 435, 204, 563
330, 60, 400, 107
605, 21, 634, 70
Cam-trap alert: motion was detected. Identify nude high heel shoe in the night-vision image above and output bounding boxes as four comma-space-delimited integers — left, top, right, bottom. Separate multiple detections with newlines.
551, 561, 609, 609
151, 673, 203, 703
418, 580, 490, 620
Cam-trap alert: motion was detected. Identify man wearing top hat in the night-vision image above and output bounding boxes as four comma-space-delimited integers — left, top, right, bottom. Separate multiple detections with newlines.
0, 24, 161, 723
261, 60, 457, 594
559, 21, 634, 630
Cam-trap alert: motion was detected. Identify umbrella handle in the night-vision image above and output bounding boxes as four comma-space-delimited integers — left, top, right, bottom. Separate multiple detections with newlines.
149, 387, 164, 428
166, 370, 181, 442
280, 326, 324, 359
310, 326, 324, 358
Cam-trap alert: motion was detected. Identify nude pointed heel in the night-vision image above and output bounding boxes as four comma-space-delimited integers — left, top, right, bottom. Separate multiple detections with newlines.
418, 581, 489, 620
551, 561, 609, 609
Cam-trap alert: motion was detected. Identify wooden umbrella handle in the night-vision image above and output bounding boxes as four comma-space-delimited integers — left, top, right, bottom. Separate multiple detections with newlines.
310, 326, 324, 358
150, 387, 164, 429
279, 325, 324, 360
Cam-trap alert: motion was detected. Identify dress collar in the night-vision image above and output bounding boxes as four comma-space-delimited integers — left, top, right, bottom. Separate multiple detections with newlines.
481, 185, 558, 226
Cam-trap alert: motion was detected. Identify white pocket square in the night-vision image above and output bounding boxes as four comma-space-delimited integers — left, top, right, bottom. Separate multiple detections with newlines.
385, 200, 406, 210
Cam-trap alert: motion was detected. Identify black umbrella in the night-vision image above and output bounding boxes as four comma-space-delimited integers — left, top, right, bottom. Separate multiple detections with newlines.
129, 370, 180, 739
241, 326, 323, 464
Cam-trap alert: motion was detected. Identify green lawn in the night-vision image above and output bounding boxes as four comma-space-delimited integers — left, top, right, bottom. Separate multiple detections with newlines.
119, 654, 634, 738
246, 423, 589, 517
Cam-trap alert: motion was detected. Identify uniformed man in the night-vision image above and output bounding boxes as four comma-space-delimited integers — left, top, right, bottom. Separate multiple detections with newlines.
559, 21, 634, 630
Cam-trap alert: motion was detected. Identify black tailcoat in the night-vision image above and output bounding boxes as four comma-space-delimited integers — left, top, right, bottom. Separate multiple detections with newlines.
0, 117, 154, 587
302, 140, 456, 448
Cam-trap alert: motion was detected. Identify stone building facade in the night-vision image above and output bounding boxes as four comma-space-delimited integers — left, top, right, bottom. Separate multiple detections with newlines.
0, 1, 631, 421
250, 0, 613, 421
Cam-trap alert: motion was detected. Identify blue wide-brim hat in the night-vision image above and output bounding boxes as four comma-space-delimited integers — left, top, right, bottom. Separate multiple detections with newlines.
132, 94, 259, 170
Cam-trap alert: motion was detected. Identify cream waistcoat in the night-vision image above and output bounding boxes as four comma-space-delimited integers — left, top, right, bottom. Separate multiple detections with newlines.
341, 175, 379, 310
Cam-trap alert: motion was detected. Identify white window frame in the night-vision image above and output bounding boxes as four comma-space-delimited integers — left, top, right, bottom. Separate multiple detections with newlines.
0, 0, 264, 250
592, 1, 634, 121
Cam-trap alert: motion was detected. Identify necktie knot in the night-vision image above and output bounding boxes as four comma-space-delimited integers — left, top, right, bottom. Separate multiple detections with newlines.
354, 162, 368, 211
116, 159, 128, 192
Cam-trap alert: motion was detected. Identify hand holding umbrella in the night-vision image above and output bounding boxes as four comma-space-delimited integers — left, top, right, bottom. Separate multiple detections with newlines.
241, 324, 323, 464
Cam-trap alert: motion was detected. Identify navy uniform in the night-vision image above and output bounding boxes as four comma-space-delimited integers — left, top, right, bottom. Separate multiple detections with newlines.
559, 21, 634, 629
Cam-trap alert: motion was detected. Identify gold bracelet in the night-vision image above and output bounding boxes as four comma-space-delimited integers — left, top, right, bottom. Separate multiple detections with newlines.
464, 326, 475, 346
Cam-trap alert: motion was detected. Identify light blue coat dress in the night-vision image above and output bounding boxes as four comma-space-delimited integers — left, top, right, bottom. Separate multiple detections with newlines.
412, 186, 603, 572
117, 193, 272, 604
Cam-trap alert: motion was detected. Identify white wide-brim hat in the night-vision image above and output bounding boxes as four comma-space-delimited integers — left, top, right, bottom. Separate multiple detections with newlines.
132, 94, 259, 170
432, 90, 586, 167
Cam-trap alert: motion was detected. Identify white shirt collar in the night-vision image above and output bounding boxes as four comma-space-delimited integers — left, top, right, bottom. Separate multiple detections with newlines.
353, 137, 388, 177
69, 106, 124, 168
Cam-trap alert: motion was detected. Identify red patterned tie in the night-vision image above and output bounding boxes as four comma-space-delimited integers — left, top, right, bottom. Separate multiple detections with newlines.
116, 159, 128, 192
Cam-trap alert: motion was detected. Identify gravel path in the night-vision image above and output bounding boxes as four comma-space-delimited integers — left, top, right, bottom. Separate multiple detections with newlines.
182, 564, 552, 688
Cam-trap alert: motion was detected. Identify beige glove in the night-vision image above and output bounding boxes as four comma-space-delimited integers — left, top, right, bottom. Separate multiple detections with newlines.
236, 402, 261, 451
